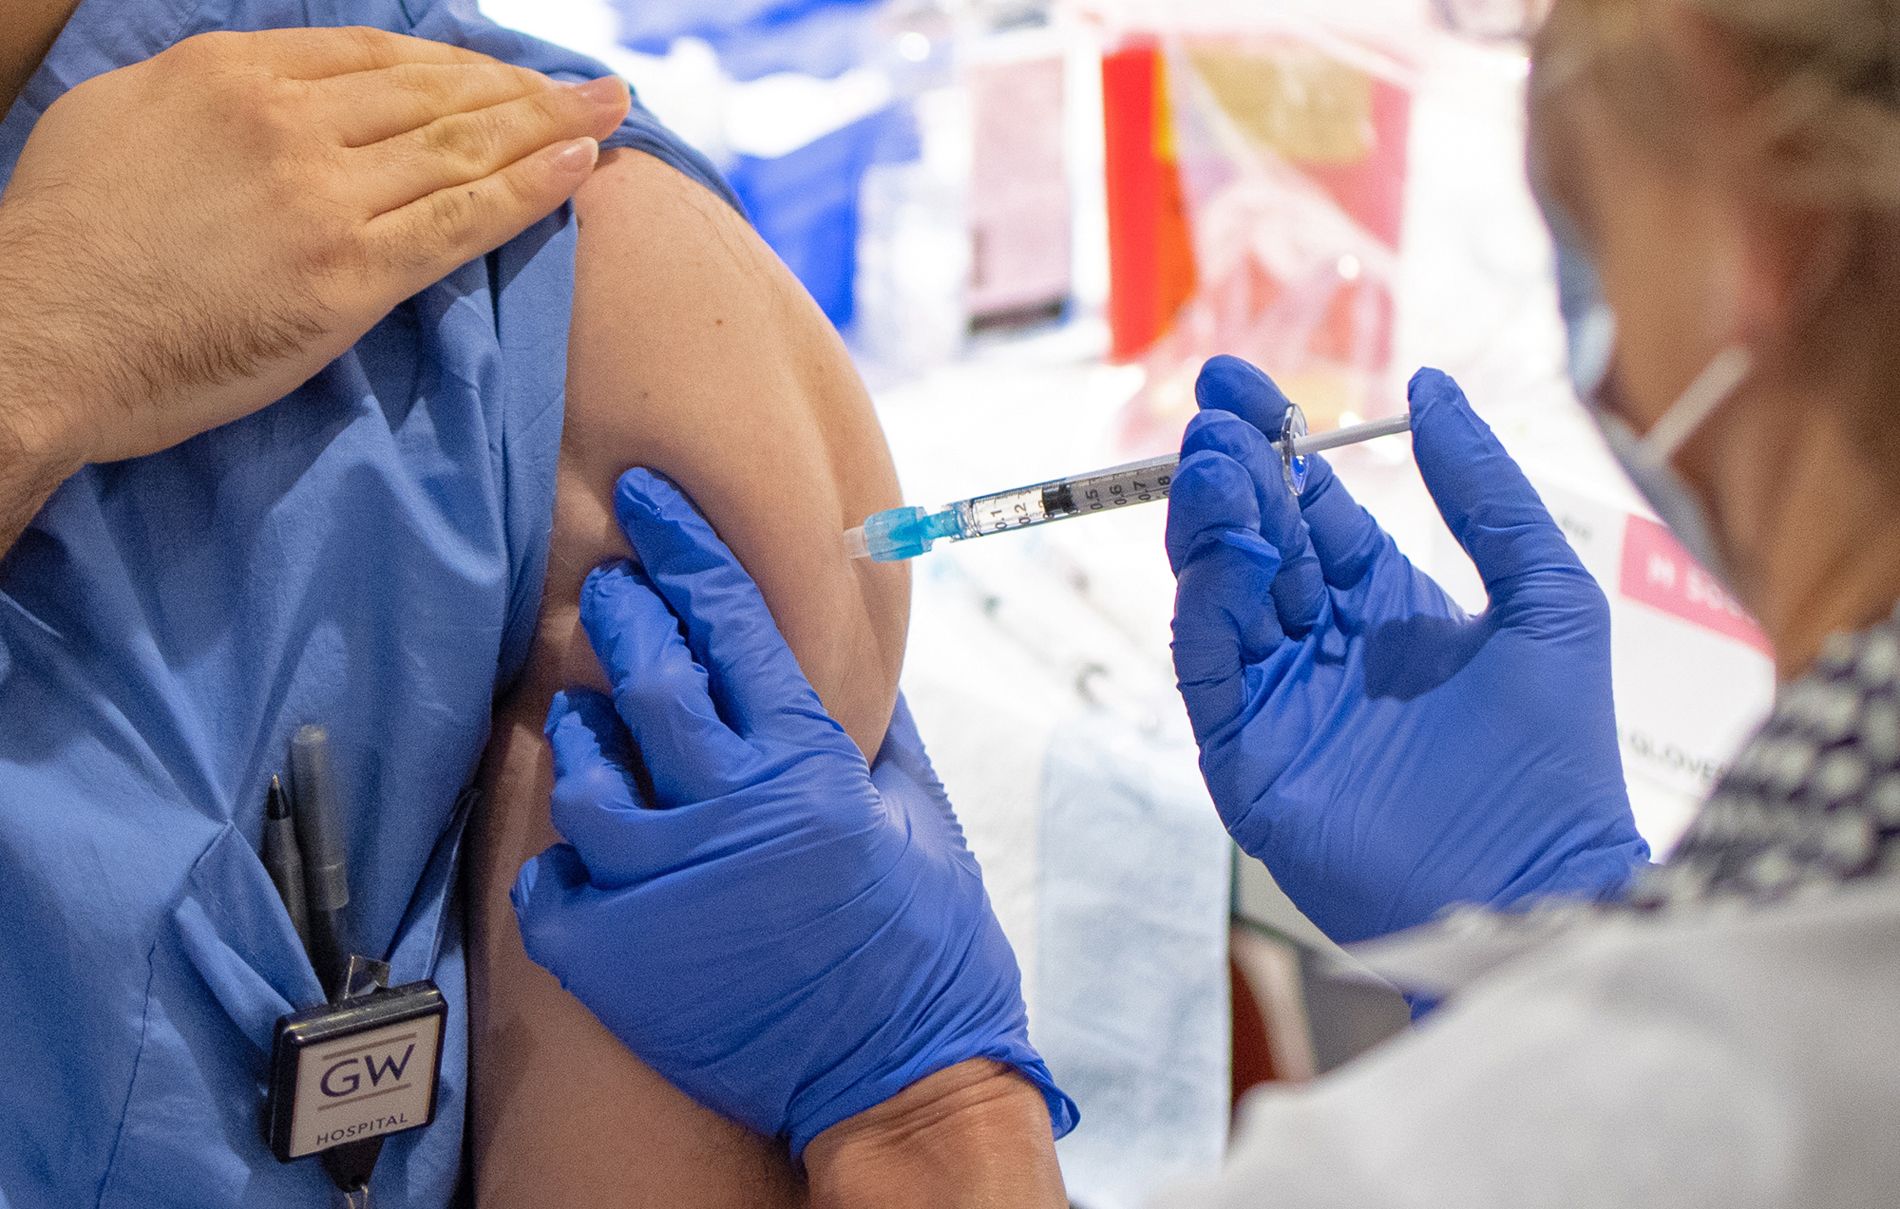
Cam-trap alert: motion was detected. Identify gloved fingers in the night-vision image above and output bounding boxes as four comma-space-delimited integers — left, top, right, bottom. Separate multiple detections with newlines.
546, 688, 654, 854
1193, 354, 1294, 436
1408, 368, 1589, 601
1166, 445, 1274, 575
511, 842, 594, 974
546, 692, 766, 886
1167, 451, 1288, 740
579, 561, 759, 804
1182, 410, 1326, 635
547, 688, 639, 787
1193, 354, 1388, 594
609, 469, 838, 743
1283, 449, 1393, 591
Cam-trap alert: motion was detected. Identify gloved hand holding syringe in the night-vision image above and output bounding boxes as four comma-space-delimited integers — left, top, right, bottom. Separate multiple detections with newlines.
846, 401, 1414, 562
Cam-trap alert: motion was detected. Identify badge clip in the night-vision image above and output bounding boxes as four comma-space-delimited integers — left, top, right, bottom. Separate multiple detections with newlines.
264, 959, 446, 1167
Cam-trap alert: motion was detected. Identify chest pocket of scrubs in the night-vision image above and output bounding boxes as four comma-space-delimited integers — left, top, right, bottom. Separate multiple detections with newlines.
95, 795, 472, 1209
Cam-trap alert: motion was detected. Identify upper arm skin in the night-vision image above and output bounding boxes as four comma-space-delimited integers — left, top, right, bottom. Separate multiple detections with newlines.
468, 149, 909, 1206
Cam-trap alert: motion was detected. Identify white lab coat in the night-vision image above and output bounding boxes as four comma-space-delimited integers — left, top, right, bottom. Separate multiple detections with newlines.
1154, 877, 1900, 1208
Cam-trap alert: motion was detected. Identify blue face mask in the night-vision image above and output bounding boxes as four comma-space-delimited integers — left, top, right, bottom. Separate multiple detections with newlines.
1546, 207, 1752, 587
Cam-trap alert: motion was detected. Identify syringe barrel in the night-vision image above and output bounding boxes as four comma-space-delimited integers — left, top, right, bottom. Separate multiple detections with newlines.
956, 453, 1180, 539
848, 412, 1415, 562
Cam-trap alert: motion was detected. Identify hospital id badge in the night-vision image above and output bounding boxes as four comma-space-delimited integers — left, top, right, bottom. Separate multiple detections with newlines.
264, 979, 447, 1162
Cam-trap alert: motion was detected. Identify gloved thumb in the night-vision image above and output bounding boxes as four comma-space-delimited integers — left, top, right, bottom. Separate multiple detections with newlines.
511, 843, 593, 978
870, 694, 968, 855
870, 695, 948, 806
1409, 368, 1589, 604
1167, 450, 1287, 742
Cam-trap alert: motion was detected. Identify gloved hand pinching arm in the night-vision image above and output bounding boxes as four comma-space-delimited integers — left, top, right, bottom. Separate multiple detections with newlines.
1169, 357, 1650, 944
511, 469, 1077, 1165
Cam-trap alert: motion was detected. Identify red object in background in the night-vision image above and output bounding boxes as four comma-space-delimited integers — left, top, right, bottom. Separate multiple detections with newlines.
1230, 953, 1279, 1109
1103, 39, 1199, 361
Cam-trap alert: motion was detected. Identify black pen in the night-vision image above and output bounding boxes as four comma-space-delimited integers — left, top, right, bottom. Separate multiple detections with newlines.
290, 725, 350, 1000
261, 775, 309, 948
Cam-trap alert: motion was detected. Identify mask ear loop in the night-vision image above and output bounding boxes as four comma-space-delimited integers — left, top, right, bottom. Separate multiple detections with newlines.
1642, 346, 1755, 460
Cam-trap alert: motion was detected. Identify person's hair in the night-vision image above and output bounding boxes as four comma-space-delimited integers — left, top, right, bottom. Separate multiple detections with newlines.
1564, 0, 1900, 204
1533, 0, 1900, 476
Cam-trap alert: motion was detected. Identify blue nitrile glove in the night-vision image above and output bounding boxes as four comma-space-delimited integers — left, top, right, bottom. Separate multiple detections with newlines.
511, 469, 1077, 1159
1167, 357, 1651, 944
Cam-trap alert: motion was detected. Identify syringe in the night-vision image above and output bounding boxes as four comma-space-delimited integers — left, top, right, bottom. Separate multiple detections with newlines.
847, 404, 1412, 563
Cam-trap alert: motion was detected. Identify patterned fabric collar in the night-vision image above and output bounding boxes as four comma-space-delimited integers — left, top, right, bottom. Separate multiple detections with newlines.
1627, 607, 1900, 910
1350, 611, 1900, 997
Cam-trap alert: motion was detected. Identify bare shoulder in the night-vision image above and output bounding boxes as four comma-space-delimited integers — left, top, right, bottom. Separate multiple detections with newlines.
466, 147, 906, 1206
549, 147, 907, 751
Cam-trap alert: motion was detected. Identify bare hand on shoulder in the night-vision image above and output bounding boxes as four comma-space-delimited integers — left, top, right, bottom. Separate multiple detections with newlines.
0, 25, 631, 471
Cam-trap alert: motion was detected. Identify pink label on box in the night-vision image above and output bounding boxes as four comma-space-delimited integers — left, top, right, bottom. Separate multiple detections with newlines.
1618, 513, 1769, 653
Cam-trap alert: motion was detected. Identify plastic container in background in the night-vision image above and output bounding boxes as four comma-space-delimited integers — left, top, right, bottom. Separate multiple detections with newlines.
854, 94, 973, 372
850, 2, 979, 375
602, 0, 906, 329
729, 103, 910, 328
965, 26, 1074, 329
608, 0, 887, 77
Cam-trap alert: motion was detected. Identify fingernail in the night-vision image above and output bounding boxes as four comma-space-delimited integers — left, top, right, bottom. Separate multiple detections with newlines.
569, 76, 626, 107
548, 137, 599, 176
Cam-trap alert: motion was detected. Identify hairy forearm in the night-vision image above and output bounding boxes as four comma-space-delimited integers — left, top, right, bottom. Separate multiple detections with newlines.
0, 301, 83, 558
805, 1062, 1067, 1209
0, 422, 70, 558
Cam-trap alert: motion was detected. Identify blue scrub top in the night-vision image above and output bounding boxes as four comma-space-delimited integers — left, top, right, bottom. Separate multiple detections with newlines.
0, 2, 735, 1205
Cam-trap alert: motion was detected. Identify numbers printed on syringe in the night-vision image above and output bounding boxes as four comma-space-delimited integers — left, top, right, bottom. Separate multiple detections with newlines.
981, 491, 1039, 533
1083, 471, 1170, 512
